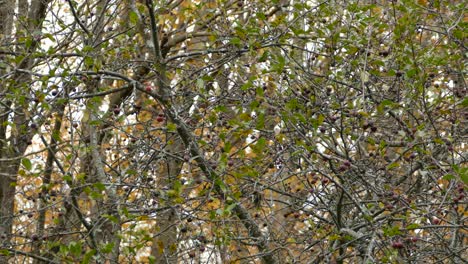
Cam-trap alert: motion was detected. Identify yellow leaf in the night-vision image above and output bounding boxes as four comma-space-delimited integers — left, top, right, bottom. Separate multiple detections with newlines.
157, 240, 164, 254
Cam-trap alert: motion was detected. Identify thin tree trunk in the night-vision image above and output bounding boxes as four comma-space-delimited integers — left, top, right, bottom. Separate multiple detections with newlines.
0, 0, 50, 262
32, 107, 65, 264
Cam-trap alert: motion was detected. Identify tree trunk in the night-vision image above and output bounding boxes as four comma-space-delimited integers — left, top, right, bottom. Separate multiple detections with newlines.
0, 0, 50, 261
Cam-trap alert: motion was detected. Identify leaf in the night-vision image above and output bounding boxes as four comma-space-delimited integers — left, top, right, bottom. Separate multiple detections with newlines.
386, 162, 400, 170
461, 97, 468, 107
383, 225, 402, 237
272, 53, 286, 73
169, 243, 177, 253
101, 242, 115, 253
215, 178, 227, 193
452, 165, 467, 184
241, 81, 253, 91
89, 119, 103, 126
93, 182, 106, 191
258, 50, 269, 62
442, 174, 455, 181
406, 68, 418, 78
224, 202, 237, 213
255, 112, 265, 130
256, 12, 266, 20
229, 37, 241, 46
406, 223, 421, 230
166, 122, 177, 132
196, 78, 204, 89
22, 158, 32, 171
360, 71, 369, 83
380, 99, 395, 107
84, 56, 94, 67
69, 241, 82, 257
209, 210, 216, 220
62, 174, 73, 184
223, 141, 231, 153
459, 169, 468, 185
252, 137, 266, 155
82, 249, 96, 264
82, 45, 93, 52
328, 234, 341, 241
129, 11, 139, 24
25, 37, 33, 49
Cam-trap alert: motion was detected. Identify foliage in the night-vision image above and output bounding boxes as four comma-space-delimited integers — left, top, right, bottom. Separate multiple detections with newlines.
0, 0, 466, 263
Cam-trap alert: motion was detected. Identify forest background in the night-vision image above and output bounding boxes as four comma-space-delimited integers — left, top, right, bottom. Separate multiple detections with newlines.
0, 0, 466, 263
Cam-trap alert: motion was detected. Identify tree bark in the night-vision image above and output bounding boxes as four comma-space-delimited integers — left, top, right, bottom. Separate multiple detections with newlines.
0, 0, 50, 262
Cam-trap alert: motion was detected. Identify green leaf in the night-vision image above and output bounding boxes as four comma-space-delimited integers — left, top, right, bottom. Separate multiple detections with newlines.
252, 137, 266, 154
167, 189, 179, 198
462, 97, 468, 107
258, 50, 269, 62
442, 174, 455, 181
103, 214, 119, 223
126, 169, 137, 176
89, 119, 103, 126
255, 86, 264, 97
406, 223, 420, 230
129, 11, 139, 24
209, 210, 216, 220
452, 29, 463, 39
44, 33, 54, 41
219, 153, 227, 170
82, 249, 96, 264
82, 45, 93, 52
286, 98, 299, 110
225, 202, 237, 213
406, 68, 418, 78
256, 12, 266, 20
84, 56, 94, 67
69, 241, 82, 257
215, 178, 227, 193
386, 162, 400, 170
241, 81, 253, 90
453, 165, 467, 185
63, 174, 73, 184
272, 54, 286, 73
90, 190, 103, 199
230, 37, 241, 46
383, 225, 402, 237
52, 130, 61, 141
166, 122, 177, 132
93, 182, 106, 191
223, 141, 231, 153
460, 169, 468, 185
22, 158, 32, 171
255, 112, 265, 130
380, 99, 395, 107
379, 140, 387, 150
25, 37, 33, 49
101, 242, 115, 253
173, 180, 182, 193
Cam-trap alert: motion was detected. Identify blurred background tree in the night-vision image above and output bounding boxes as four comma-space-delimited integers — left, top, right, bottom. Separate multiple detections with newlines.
0, 0, 466, 263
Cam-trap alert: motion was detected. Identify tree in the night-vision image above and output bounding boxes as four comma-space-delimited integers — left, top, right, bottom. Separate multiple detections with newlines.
0, 0, 466, 263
